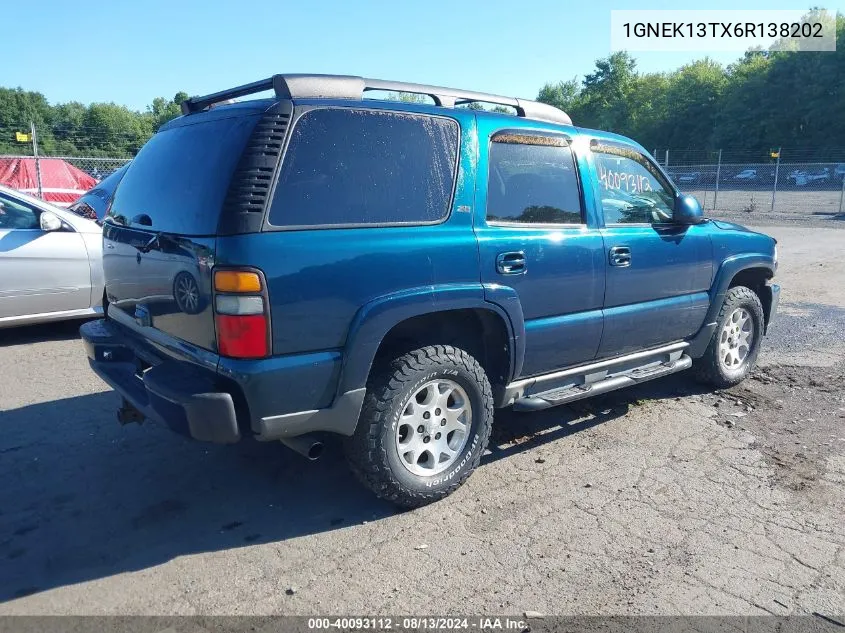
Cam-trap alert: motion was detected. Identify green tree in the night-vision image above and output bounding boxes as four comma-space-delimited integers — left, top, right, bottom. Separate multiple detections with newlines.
655, 59, 727, 150
384, 91, 429, 104
0, 88, 52, 154
535, 10, 844, 158
537, 78, 580, 112
575, 51, 639, 132
82, 103, 153, 156
148, 91, 190, 131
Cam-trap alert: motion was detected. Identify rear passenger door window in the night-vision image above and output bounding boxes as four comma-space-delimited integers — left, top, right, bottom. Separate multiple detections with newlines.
486, 132, 583, 224
593, 146, 675, 225
268, 108, 459, 228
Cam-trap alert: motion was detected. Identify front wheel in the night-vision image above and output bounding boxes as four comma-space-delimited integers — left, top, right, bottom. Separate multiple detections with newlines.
345, 345, 494, 508
695, 285, 764, 388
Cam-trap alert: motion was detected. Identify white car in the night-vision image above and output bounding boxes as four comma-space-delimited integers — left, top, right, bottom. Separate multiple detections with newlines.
789, 168, 831, 187
676, 172, 701, 184
0, 185, 104, 328
733, 169, 757, 181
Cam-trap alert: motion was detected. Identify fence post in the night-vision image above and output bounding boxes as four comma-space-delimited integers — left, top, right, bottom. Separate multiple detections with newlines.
839, 173, 845, 215
771, 147, 781, 213
30, 122, 43, 200
713, 149, 722, 211
665, 149, 669, 168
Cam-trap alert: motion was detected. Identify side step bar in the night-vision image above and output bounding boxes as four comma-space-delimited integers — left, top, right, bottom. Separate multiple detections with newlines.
511, 353, 693, 413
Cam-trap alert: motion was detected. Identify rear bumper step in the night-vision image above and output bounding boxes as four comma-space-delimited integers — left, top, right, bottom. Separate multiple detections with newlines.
512, 353, 692, 412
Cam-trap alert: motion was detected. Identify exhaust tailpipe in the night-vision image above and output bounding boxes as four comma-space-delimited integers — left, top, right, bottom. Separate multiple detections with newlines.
280, 434, 324, 460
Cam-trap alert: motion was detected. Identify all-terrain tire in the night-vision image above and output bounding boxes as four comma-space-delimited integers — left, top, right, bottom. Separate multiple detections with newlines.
344, 345, 494, 508
694, 285, 764, 388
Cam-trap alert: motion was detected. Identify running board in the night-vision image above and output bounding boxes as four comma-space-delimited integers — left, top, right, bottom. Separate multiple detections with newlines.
512, 353, 692, 412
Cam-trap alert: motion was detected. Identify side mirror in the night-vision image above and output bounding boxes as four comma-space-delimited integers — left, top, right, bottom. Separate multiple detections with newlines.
40, 210, 64, 232
674, 194, 705, 225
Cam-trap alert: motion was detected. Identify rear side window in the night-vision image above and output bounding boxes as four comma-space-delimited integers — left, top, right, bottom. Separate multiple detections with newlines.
268, 109, 459, 227
486, 134, 583, 224
109, 115, 259, 235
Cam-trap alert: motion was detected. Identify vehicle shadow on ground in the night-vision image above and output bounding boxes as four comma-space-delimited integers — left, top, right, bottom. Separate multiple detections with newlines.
0, 320, 86, 347
0, 372, 710, 603
486, 373, 713, 464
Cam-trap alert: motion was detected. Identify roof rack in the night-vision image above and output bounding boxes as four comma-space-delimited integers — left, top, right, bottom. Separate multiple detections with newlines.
180, 74, 572, 125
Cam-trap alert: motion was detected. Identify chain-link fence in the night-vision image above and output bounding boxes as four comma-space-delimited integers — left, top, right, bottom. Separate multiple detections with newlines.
0, 120, 135, 206
652, 149, 845, 220
0, 154, 131, 205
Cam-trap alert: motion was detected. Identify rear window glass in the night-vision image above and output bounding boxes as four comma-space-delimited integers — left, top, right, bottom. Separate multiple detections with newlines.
268, 109, 459, 227
108, 115, 258, 235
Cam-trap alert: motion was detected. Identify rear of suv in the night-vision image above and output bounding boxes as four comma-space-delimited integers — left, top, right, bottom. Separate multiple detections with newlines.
82, 74, 779, 508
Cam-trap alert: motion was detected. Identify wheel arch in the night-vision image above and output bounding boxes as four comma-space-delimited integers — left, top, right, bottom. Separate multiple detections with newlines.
688, 255, 775, 357
336, 284, 520, 402
728, 266, 775, 330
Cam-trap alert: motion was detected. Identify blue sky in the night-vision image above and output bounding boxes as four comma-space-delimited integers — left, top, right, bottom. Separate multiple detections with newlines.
5, 0, 841, 110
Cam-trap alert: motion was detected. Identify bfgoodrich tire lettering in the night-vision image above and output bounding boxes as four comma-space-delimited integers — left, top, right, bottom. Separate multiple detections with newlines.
344, 345, 494, 508
695, 285, 764, 388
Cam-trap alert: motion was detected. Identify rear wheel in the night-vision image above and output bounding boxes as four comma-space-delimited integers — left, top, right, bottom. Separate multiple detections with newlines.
695, 285, 764, 388
345, 345, 493, 508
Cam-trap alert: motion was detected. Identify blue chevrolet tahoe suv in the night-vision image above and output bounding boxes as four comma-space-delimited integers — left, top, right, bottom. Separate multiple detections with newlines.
80, 74, 780, 508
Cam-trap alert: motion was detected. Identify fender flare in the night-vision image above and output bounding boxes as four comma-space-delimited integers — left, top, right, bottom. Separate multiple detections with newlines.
687, 254, 775, 357
335, 283, 525, 398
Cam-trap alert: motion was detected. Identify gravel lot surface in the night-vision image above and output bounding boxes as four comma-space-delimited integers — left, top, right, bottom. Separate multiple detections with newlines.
689, 188, 845, 227
0, 226, 843, 617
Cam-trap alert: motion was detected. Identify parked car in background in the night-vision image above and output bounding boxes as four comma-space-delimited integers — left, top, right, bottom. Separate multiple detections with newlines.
667, 171, 700, 185
676, 172, 701, 185
80, 73, 779, 507
0, 185, 104, 328
733, 169, 758, 181
68, 163, 130, 221
788, 168, 831, 187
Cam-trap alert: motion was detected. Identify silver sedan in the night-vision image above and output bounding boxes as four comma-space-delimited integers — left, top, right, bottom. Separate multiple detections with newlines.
0, 185, 104, 328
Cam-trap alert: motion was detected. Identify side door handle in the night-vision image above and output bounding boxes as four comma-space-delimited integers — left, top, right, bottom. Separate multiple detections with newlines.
609, 245, 631, 267
496, 251, 526, 275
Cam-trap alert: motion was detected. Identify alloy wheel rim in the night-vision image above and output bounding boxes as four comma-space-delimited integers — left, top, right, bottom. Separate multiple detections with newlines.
719, 308, 754, 371
395, 379, 471, 477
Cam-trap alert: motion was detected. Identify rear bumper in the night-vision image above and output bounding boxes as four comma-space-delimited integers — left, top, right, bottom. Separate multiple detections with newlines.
80, 319, 240, 444
81, 318, 367, 444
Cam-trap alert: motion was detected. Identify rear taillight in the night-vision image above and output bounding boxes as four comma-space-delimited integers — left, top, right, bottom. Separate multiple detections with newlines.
213, 270, 269, 359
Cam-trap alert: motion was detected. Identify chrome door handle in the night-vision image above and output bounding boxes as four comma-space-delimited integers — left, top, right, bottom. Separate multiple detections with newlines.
496, 251, 526, 275
609, 246, 631, 267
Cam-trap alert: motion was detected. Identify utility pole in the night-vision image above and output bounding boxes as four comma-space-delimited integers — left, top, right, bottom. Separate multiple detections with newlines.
839, 173, 845, 215
31, 122, 43, 200
713, 149, 722, 211
771, 147, 781, 213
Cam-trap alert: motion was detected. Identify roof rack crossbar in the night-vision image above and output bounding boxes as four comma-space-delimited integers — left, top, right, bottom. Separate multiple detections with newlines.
181, 74, 572, 125
181, 78, 278, 115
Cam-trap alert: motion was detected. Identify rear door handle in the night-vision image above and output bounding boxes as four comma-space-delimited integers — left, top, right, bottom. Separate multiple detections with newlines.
609, 245, 631, 267
496, 251, 526, 275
